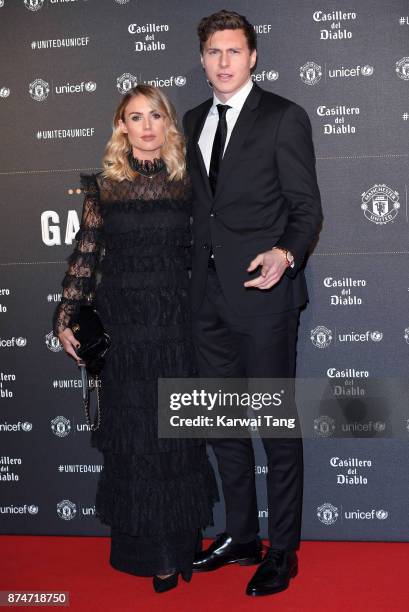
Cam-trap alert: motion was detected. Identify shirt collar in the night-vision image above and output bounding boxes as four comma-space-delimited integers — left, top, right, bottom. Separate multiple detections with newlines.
210, 78, 254, 114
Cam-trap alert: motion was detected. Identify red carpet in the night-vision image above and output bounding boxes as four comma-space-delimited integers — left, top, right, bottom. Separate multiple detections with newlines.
1, 536, 407, 611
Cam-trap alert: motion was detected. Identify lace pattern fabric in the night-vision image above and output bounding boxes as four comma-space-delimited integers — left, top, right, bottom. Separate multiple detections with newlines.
52, 175, 104, 335
52, 169, 191, 336
51, 167, 218, 576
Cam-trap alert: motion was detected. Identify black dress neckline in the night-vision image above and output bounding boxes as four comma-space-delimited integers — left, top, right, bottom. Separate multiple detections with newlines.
127, 153, 165, 177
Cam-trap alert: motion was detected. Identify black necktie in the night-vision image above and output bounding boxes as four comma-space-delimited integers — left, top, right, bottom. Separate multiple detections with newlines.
209, 104, 231, 195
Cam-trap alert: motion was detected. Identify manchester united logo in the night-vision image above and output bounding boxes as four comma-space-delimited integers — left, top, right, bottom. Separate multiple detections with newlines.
361, 184, 400, 225
300, 61, 322, 86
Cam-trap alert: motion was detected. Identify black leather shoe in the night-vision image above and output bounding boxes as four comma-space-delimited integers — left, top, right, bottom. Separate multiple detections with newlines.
153, 573, 178, 593
192, 532, 262, 572
246, 548, 298, 596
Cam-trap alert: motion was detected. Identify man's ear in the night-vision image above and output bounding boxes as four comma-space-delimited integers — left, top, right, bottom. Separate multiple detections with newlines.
118, 119, 128, 134
250, 50, 257, 69
200, 54, 204, 69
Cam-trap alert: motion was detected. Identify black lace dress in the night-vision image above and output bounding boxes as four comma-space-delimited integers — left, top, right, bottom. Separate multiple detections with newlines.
53, 159, 218, 577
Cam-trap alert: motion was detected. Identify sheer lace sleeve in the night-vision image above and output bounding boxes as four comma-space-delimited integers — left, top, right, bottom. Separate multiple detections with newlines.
52, 174, 104, 336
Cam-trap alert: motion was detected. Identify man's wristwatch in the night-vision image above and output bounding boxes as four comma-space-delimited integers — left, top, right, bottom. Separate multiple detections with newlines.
272, 246, 295, 268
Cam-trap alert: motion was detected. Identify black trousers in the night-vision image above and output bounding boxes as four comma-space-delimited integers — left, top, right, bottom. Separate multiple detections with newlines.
192, 265, 303, 551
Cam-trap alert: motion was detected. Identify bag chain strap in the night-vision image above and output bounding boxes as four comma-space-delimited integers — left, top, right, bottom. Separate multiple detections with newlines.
83, 375, 101, 431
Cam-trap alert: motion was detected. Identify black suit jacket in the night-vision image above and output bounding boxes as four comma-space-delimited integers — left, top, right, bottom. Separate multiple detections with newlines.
183, 84, 323, 315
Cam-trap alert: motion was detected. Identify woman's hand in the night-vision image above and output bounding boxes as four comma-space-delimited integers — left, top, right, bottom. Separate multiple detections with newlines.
58, 328, 83, 363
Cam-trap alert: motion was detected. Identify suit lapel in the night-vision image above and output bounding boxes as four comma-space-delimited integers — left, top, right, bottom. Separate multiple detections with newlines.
191, 100, 213, 201
214, 85, 263, 202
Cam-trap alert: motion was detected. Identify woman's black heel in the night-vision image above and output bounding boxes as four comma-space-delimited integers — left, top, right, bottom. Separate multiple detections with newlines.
153, 573, 179, 593
181, 569, 192, 583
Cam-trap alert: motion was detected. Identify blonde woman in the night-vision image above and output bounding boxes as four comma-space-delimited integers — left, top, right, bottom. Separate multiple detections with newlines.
53, 85, 218, 593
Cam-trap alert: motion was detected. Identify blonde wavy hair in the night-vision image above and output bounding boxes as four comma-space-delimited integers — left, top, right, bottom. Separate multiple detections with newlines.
102, 84, 186, 182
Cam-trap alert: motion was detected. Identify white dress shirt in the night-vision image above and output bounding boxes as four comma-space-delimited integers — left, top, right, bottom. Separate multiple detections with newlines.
198, 79, 254, 174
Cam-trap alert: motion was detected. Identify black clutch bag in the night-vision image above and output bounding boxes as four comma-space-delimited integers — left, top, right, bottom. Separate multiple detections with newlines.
71, 304, 111, 430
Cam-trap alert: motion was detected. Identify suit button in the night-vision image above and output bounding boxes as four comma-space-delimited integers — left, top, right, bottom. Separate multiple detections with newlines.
210, 211, 216, 218
202, 243, 209, 250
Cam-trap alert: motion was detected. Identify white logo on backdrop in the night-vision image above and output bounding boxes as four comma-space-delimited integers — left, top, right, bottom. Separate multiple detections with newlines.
252, 69, 279, 83
0, 87, 10, 97
311, 326, 333, 348
116, 73, 138, 93
344, 508, 389, 520
396, 57, 409, 80
29, 79, 50, 102
0, 421, 32, 432
174, 76, 186, 86
45, 331, 63, 352
0, 337, 27, 348
24, 0, 44, 11
57, 500, 77, 521
361, 184, 400, 224
51, 416, 72, 438
404, 328, 409, 344
84, 81, 97, 92
317, 502, 339, 525
300, 61, 322, 85
327, 64, 373, 78
314, 416, 335, 437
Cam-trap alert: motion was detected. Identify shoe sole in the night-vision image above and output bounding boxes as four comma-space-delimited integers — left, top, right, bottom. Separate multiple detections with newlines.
246, 566, 298, 596
192, 556, 263, 573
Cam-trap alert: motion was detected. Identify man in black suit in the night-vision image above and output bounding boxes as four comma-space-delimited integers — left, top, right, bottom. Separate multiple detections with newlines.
183, 10, 322, 596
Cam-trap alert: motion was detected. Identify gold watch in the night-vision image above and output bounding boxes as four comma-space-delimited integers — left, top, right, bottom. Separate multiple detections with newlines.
272, 246, 295, 268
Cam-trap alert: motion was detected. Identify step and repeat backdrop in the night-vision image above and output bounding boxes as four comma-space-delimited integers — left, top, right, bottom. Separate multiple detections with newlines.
0, 0, 409, 541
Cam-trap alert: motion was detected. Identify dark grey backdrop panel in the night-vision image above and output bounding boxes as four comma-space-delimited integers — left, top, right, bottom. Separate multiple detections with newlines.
0, 0, 408, 540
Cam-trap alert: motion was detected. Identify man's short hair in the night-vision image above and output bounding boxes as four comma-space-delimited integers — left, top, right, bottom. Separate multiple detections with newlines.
197, 9, 257, 54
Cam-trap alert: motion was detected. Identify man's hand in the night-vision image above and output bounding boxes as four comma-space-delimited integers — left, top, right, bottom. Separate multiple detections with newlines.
244, 249, 288, 290
58, 328, 83, 363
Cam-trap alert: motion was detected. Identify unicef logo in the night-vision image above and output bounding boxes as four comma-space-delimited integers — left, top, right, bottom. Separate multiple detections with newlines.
24, 0, 44, 10
314, 415, 335, 437
84, 81, 97, 92
0, 1, 4, 7
22, 422, 33, 431
396, 57, 409, 80
373, 421, 386, 432
116, 73, 138, 94
174, 76, 186, 87
361, 65, 374, 76
371, 331, 383, 342
404, 328, 409, 344
115, 0, 130, 4
376, 509, 388, 520
311, 326, 332, 348
29, 78, 50, 102
28, 505, 39, 515
45, 331, 63, 352
317, 502, 339, 525
16, 337, 27, 347
361, 184, 400, 225
0, 86, 10, 97
51, 416, 71, 438
300, 61, 322, 85
57, 500, 77, 521
266, 70, 279, 81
